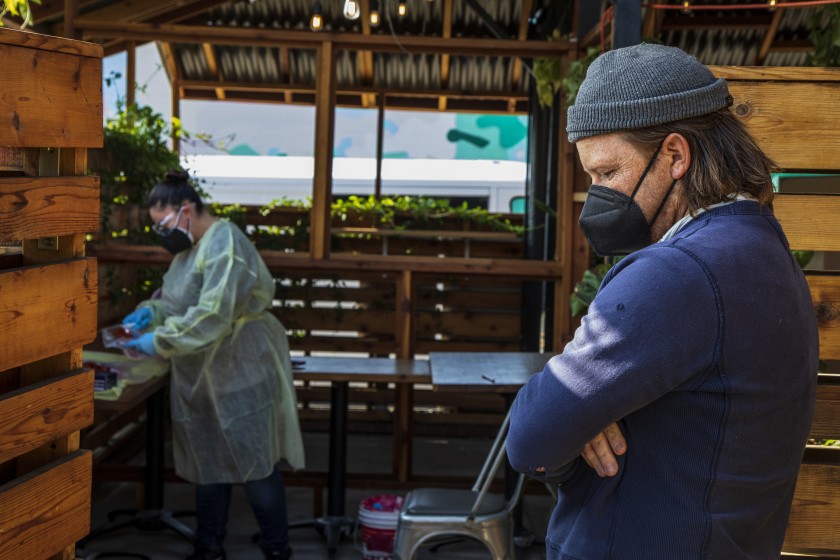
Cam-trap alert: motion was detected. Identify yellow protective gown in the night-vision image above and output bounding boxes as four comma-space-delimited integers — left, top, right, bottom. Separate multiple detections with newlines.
141, 220, 304, 485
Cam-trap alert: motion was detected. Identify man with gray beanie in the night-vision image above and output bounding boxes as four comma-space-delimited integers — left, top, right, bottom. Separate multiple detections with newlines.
507, 43, 818, 559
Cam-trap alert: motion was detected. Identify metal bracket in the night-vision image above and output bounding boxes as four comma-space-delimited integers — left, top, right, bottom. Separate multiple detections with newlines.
37, 237, 60, 251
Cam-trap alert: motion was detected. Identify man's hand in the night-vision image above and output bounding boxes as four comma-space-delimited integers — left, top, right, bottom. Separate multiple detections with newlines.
582, 422, 626, 477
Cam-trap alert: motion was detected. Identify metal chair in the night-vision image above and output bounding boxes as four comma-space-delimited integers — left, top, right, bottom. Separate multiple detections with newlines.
393, 407, 526, 560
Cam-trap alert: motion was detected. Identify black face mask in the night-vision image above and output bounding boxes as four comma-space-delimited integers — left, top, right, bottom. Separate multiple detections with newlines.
158, 228, 194, 255
578, 142, 677, 257
154, 207, 195, 255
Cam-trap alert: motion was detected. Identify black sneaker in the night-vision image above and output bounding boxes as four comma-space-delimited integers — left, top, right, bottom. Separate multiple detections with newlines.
185, 546, 226, 560
262, 546, 293, 560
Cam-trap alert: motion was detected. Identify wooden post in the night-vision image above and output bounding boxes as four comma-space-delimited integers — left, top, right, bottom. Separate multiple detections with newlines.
171, 79, 181, 154
394, 269, 415, 482
126, 40, 136, 107
63, 0, 79, 39
374, 93, 385, 199
310, 42, 337, 259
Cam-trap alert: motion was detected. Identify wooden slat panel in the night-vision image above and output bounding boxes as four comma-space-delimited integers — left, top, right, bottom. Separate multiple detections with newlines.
807, 275, 840, 361
0, 258, 97, 372
0, 176, 99, 242
0, 370, 93, 464
726, 82, 840, 171
274, 308, 395, 334
775, 195, 840, 252
783, 462, 840, 553
0, 450, 91, 559
416, 310, 521, 339
811, 383, 840, 441
0, 43, 103, 148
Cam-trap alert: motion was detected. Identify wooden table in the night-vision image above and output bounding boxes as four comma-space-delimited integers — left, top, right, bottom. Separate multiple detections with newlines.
290, 356, 430, 559
429, 352, 552, 393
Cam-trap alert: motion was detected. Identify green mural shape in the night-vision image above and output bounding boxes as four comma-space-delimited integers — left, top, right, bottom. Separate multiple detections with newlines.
449, 114, 527, 160
476, 115, 527, 149
228, 143, 260, 156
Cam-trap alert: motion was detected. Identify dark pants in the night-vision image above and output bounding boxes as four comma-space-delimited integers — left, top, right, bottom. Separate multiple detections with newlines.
195, 467, 290, 552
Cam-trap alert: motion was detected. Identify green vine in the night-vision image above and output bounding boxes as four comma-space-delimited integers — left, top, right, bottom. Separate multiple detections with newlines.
0, 0, 40, 28
807, 5, 840, 67
562, 47, 601, 106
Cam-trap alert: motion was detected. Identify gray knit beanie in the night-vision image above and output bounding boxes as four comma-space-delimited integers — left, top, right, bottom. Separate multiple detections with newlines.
567, 43, 733, 143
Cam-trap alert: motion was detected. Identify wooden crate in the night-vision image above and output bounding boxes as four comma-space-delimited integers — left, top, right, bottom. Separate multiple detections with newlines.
0, 28, 102, 560
711, 66, 840, 556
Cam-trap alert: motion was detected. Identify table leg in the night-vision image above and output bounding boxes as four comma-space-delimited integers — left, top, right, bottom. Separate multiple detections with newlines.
289, 380, 354, 559
78, 384, 195, 556
145, 388, 165, 510
393, 384, 413, 483
327, 380, 348, 516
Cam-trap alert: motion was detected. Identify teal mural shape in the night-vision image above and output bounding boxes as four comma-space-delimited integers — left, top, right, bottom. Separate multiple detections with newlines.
447, 114, 528, 160
228, 143, 260, 156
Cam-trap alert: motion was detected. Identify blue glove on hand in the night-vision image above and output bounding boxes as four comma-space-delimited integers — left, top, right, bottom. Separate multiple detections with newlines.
123, 332, 157, 357
122, 307, 153, 330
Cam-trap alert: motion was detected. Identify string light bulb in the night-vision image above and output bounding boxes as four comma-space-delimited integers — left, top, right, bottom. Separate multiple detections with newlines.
370, 0, 381, 27
310, 0, 324, 31
398, 1, 408, 18
343, 0, 361, 20
768, 0, 777, 10
681, 1, 691, 14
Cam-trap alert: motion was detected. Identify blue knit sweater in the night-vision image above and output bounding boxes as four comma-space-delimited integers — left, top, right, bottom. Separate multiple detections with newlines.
507, 201, 818, 559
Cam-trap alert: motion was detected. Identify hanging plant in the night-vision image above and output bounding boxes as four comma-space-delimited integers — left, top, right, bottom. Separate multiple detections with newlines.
533, 29, 565, 108
807, 5, 840, 67
0, 0, 40, 28
561, 46, 601, 106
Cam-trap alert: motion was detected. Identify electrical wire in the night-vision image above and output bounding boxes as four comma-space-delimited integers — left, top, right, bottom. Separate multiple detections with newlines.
649, 0, 840, 10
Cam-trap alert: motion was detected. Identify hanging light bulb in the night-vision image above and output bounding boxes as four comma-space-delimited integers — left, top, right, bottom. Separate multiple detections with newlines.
398, 1, 408, 18
310, 0, 324, 31
369, 0, 381, 27
343, 0, 361, 20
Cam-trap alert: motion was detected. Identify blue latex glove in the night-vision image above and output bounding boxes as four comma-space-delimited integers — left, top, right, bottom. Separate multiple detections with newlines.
123, 332, 157, 357
122, 307, 153, 330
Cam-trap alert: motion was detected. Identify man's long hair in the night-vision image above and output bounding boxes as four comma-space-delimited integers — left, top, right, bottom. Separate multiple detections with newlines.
621, 109, 776, 215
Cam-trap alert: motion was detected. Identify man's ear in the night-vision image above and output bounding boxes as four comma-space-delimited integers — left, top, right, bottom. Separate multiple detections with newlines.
663, 132, 691, 181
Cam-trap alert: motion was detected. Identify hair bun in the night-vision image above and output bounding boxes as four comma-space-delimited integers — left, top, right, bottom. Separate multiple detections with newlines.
164, 169, 190, 182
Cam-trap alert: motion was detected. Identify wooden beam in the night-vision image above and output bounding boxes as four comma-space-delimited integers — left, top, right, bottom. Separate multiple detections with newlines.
88, 243, 566, 279
774, 194, 840, 252
181, 89, 527, 114
202, 42, 225, 100
310, 42, 337, 260
783, 462, 840, 554
74, 19, 574, 57
126, 40, 136, 106
807, 274, 840, 360
439, 0, 453, 111
511, 0, 533, 92
375, 93, 385, 198
179, 79, 528, 100
756, 8, 784, 66
158, 41, 179, 84
278, 47, 293, 104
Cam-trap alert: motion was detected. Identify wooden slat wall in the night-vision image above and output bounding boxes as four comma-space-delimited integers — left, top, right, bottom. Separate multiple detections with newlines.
0, 28, 101, 560
715, 67, 840, 556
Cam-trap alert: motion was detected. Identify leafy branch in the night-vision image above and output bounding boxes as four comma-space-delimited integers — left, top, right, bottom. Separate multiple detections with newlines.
0, 0, 40, 28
